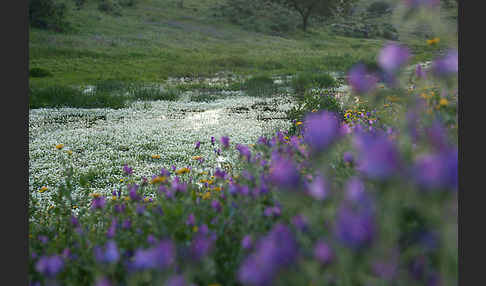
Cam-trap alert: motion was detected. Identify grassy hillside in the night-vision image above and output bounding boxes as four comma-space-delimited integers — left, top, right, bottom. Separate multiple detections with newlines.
29, 0, 437, 87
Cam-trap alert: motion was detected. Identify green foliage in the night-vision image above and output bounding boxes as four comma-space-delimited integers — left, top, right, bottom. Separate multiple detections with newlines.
268, 0, 357, 31
29, 0, 71, 32
98, 0, 122, 15
291, 71, 337, 95
241, 74, 278, 97
30, 67, 52, 78
214, 0, 300, 35
29, 84, 129, 109
330, 17, 399, 40
129, 84, 181, 101
286, 89, 343, 135
366, 1, 392, 17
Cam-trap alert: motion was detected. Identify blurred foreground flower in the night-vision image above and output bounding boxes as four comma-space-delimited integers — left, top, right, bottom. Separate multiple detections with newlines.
348, 64, 378, 94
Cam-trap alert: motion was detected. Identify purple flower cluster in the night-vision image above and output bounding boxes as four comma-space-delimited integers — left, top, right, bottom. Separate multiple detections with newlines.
238, 224, 298, 286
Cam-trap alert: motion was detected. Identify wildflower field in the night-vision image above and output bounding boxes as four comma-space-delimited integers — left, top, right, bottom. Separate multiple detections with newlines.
28, 1, 458, 286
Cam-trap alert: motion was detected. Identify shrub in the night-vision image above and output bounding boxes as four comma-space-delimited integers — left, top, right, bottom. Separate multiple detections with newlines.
29, 67, 52, 78
291, 72, 337, 96
98, 0, 122, 15
366, 1, 392, 17
118, 0, 137, 7
213, 0, 300, 35
242, 75, 278, 97
29, 0, 71, 32
129, 84, 181, 101
287, 89, 343, 136
29, 84, 128, 109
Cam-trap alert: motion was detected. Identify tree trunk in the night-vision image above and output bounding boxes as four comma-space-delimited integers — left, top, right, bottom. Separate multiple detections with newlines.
302, 13, 310, 32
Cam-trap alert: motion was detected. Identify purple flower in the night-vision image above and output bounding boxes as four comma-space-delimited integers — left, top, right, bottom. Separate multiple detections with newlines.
264, 206, 281, 218
432, 50, 458, 77
211, 136, 215, 146
238, 224, 298, 286
343, 152, 354, 165
220, 136, 230, 149
413, 150, 457, 190
269, 155, 300, 188
128, 184, 141, 201
195, 141, 201, 149
415, 64, 427, 79
239, 185, 250, 196
258, 136, 268, 145
95, 277, 112, 286
378, 43, 410, 73
344, 177, 370, 205
348, 64, 378, 94
214, 168, 226, 179
190, 233, 214, 260
136, 203, 146, 215
303, 111, 340, 152
306, 175, 329, 201
291, 214, 309, 232
353, 131, 401, 179
186, 213, 195, 226
166, 275, 188, 286
242, 235, 253, 250
123, 164, 133, 175
38, 235, 49, 244
211, 200, 222, 213
114, 203, 126, 214
236, 144, 251, 161
122, 219, 131, 229
103, 240, 120, 263
147, 234, 157, 245
132, 240, 175, 270
335, 204, 376, 250
372, 250, 399, 281
35, 255, 64, 277
91, 196, 106, 210
106, 219, 117, 238
314, 241, 333, 265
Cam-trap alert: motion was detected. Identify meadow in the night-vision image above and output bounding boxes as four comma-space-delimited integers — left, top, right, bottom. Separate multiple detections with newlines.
29, 1, 458, 286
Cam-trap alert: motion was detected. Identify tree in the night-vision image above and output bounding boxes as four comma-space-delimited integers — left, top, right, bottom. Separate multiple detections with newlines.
268, 0, 356, 32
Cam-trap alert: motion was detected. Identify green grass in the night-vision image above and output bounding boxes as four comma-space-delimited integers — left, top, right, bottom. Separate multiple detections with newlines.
28, 0, 436, 88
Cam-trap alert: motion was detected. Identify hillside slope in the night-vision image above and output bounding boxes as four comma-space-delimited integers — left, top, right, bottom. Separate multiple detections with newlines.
29, 0, 439, 87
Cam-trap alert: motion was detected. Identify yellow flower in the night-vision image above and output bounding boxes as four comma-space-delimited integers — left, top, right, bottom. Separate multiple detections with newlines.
124, 196, 131, 201
176, 167, 190, 175
193, 226, 199, 233
55, 144, 64, 150
295, 121, 303, 126
72, 205, 78, 209
193, 155, 202, 160
439, 98, 449, 107
144, 197, 150, 203
38, 186, 48, 193
202, 192, 211, 200
207, 180, 214, 185
383, 104, 390, 108
427, 37, 440, 45
213, 186, 222, 192
112, 195, 117, 201
151, 176, 166, 184
66, 150, 73, 155
200, 171, 209, 175
311, 109, 317, 112
119, 178, 124, 183
151, 154, 161, 159
48, 205, 54, 210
